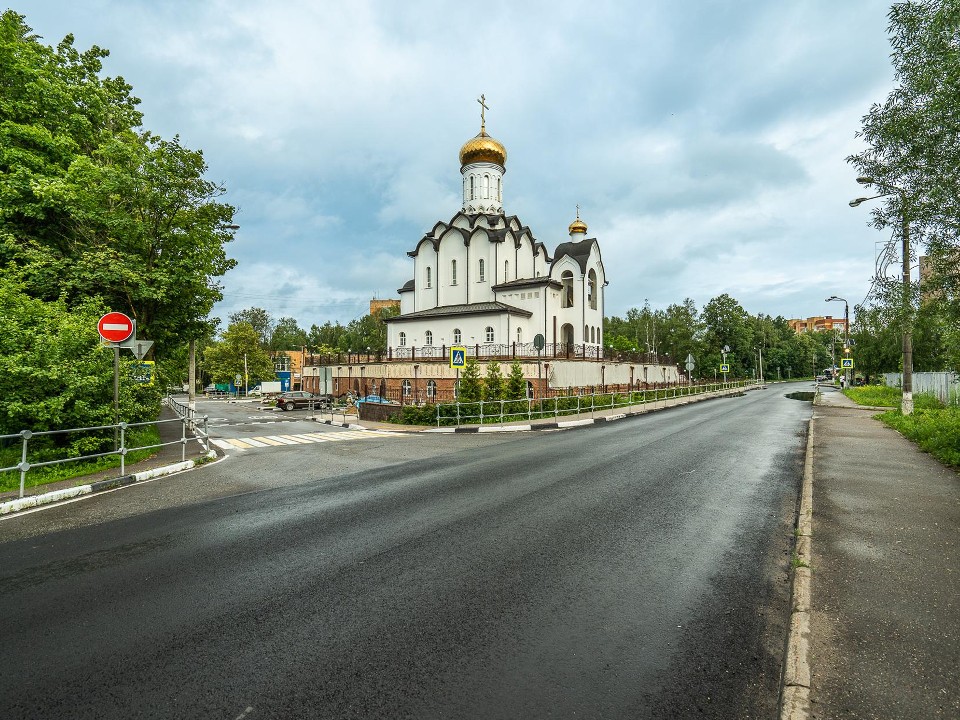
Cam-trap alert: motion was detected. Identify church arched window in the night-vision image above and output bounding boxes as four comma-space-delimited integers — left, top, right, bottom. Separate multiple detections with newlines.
451, 259, 457, 285
485, 326, 495, 343
478, 259, 485, 282
469, 176, 475, 200
426, 266, 432, 288
517, 327, 522, 343
497, 177, 501, 202
453, 328, 462, 344
427, 380, 436, 399
399, 332, 406, 347
482, 174, 489, 199
425, 330, 433, 346
504, 260, 509, 281
561, 271, 574, 308
588, 269, 598, 310
585, 324, 590, 342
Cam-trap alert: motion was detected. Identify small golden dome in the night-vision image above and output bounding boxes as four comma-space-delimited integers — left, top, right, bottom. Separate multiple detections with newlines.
459, 129, 507, 167
568, 216, 588, 234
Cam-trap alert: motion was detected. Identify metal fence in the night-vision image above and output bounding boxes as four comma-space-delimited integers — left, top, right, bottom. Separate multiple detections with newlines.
434, 380, 754, 427
881, 372, 960, 405
1, 398, 210, 500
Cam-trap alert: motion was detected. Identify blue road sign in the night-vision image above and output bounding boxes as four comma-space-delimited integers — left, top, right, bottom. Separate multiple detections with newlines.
450, 346, 467, 368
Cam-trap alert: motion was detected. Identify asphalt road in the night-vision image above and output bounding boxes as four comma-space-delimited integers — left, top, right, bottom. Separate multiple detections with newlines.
0, 384, 811, 719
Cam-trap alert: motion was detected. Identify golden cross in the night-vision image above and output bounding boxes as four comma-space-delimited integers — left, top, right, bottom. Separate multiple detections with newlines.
576, 203, 580, 218
478, 94, 489, 131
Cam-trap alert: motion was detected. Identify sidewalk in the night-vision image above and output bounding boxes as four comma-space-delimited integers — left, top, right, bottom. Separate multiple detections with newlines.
806, 388, 959, 718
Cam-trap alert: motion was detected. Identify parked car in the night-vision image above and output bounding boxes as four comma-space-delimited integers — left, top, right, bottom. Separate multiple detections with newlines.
276, 391, 329, 411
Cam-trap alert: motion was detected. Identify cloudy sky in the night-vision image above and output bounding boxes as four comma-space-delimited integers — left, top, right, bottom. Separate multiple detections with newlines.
23, 0, 897, 328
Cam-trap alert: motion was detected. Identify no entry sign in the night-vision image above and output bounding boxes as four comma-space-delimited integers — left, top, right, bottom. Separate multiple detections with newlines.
98, 312, 134, 343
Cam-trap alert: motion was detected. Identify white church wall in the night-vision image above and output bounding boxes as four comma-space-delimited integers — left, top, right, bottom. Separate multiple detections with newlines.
438, 231, 468, 307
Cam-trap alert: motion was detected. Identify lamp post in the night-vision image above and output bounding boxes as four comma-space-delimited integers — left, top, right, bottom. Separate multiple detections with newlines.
825, 296, 850, 387
850, 178, 913, 414
754, 346, 764, 386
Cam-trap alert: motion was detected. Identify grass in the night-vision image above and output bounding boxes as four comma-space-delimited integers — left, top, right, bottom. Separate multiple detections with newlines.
843, 386, 960, 469
0, 426, 162, 494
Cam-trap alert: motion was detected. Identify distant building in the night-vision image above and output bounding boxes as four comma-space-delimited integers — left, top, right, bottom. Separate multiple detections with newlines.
370, 298, 400, 316
787, 316, 848, 335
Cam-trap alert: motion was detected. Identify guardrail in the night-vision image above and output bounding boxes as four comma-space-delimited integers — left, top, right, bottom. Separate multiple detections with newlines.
434, 380, 755, 427
1, 398, 210, 500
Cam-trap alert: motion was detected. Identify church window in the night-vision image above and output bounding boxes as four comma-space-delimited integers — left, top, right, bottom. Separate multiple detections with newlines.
478, 259, 485, 282
517, 327, 522, 343
526, 381, 534, 399
453, 328, 462, 344
585, 324, 590, 342
427, 380, 436, 399
426, 266, 432, 288
561, 271, 574, 308
425, 330, 433, 346
591, 326, 596, 343
485, 326, 495, 343
504, 260, 509, 281
497, 177, 501, 202
399, 332, 407, 347
482, 174, 489, 199
588, 269, 598, 310
470, 176, 475, 200
451, 259, 457, 285
402, 379, 411, 397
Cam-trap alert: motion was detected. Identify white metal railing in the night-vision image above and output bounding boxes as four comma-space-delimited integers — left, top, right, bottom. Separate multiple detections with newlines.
2, 399, 210, 499
434, 380, 754, 427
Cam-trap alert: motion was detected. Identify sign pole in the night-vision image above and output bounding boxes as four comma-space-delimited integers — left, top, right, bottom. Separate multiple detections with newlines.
113, 344, 120, 450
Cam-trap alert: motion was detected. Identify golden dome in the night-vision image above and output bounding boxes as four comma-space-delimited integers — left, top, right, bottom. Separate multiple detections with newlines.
459, 129, 507, 167
568, 214, 588, 235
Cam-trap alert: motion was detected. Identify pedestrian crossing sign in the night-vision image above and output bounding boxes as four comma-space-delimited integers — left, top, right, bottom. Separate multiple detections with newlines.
450, 346, 467, 368
720, 363, 730, 373
841, 358, 854, 369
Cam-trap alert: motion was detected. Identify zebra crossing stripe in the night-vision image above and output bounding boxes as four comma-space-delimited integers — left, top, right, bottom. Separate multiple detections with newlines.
251, 437, 285, 446
242, 438, 269, 447
263, 435, 302, 445
212, 429, 407, 453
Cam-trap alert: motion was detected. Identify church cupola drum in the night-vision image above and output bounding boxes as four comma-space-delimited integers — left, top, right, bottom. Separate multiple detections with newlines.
460, 94, 507, 215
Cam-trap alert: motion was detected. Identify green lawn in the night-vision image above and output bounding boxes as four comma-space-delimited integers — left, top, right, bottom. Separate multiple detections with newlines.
843, 387, 960, 469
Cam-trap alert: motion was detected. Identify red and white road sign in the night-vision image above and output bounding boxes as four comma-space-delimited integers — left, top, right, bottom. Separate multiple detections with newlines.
98, 312, 134, 343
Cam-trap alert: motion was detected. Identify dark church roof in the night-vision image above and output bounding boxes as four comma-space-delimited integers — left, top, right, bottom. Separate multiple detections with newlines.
383, 301, 532, 322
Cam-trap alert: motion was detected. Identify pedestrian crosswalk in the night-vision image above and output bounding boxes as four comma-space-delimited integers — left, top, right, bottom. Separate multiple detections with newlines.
211, 429, 407, 452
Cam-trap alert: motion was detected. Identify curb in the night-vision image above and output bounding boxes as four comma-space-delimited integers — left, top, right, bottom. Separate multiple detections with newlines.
0, 449, 219, 517
779, 416, 814, 719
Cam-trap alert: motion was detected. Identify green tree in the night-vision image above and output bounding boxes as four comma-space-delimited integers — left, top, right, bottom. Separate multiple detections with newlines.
701, 294, 754, 376
458, 358, 483, 402
506, 360, 527, 400
483, 362, 505, 402
202, 322, 274, 385
0, 276, 159, 436
270, 316, 309, 350
0, 11, 237, 359
230, 308, 274, 347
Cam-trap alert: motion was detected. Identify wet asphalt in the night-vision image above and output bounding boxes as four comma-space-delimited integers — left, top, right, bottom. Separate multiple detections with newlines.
0, 384, 811, 719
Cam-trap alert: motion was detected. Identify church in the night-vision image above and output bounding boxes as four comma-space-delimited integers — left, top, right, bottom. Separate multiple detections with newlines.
384, 98, 607, 356
304, 99, 679, 403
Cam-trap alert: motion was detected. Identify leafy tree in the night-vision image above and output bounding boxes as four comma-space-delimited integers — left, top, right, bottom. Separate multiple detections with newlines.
848, 0, 959, 372
506, 360, 527, 400
309, 321, 346, 351
458, 358, 483, 402
202, 322, 274, 385
483, 362, 505, 402
701, 294, 754, 376
230, 308, 274, 347
270, 316, 309, 350
0, 11, 237, 359
0, 276, 159, 436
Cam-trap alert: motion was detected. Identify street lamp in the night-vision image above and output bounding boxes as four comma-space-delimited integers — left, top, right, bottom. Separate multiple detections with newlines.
754, 346, 764, 386
825, 296, 850, 387
850, 177, 913, 414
